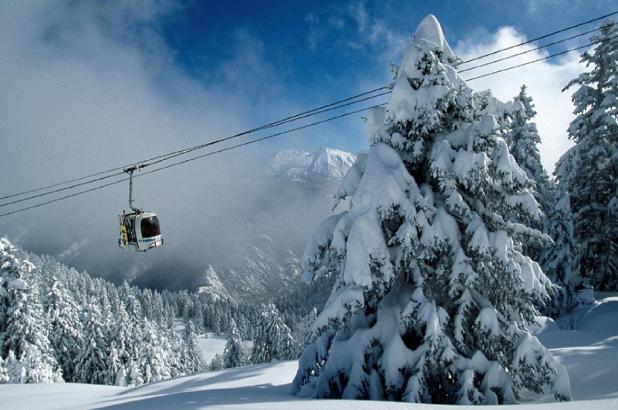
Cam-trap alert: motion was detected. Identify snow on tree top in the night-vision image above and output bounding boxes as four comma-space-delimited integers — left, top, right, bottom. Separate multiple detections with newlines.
389, 15, 459, 124
412, 14, 453, 57
397, 13, 456, 81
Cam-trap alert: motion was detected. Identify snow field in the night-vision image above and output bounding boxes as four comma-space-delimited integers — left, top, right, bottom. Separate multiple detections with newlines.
2, 294, 618, 409
197, 332, 227, 365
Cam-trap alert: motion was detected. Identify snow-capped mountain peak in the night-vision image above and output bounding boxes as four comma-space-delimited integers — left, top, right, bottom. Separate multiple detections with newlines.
269, 147, 356, 181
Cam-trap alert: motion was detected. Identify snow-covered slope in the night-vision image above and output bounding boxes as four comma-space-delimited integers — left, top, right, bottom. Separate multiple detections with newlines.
3, 294, 618, 409
537, 294, 618, 402
212, 235, 302, 302
270, 147, 357, 182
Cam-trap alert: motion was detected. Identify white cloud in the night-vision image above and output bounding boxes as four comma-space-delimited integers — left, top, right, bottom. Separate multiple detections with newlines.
304, 1, 407, 64
454, 26, 584, 174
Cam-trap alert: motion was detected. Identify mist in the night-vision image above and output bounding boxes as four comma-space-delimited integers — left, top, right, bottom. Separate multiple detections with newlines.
0, 1, 341, 292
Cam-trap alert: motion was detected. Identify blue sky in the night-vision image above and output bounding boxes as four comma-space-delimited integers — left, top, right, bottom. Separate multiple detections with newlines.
161, 0, 610, 86
147, 0, 615, 155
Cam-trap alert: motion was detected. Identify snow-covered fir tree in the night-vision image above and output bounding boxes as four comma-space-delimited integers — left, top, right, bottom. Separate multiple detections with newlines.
75, 302, 108, 385
540, 184, 577, 286
209, 353, 224, 371
506, 85, 553, 259
293, 15, 570, 404
128, 360, 144, 387
106, 342, 124, 386
5, 350, 23, 383
250, 304, 296, 364
108, 303, 135, 383
47, 276, 81, 382
137, 319, 172, 384
181, 321, 203, 374
0, 354, 8, 383
539, 184, 580, 314
292, 307, 317, 356
0, 241, 61, 383
559, 20, 618, 290
223, 319, 244, 368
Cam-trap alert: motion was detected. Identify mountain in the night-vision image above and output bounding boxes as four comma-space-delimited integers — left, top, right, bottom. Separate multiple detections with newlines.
214, 236, 301, 302
269, 147, 357, 182
200, 147, 356, 302
196, 265, 231, 300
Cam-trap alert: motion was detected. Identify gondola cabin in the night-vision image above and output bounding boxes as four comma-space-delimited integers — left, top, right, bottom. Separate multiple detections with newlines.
119, 211, 163, 252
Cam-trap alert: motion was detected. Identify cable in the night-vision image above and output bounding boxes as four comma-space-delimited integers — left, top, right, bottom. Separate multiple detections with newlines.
0, 86, 390, 202
0, 171, 126, 208
0, 88, 389, 207
0, 103, 386, 218
464, 34, 618, 82
141, 90, 392, 169
458, 26, 602, 73
1, 23, 613, 218
2, 11, 616, 210
459, 10, 618, 65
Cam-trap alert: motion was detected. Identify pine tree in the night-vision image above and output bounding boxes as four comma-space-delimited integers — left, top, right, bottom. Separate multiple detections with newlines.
5, 350, 24, 383
540, 185, 577, 286
75, 302, 108, 384
209, 353, 224, 371
128, 360, 143, 387
137, 319, 171, 384
181, 321, 203, 374
115, 365, 128, 387
223, 319, 244, 368
0, 243, 60, 383
0, 354, 8, 384
106, 342, 124, 386
292, 307, 317, 356
21, 343, 63, 383
506, 86, 553, 259
560, 20, 618, 290
47, 276, 82, 382
250, 304, 296, 364
293, 16, 570, 404
109, 303, 134, 379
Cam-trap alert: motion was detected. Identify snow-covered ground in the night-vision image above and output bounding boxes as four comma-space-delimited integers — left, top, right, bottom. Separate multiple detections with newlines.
537, 294, 618, 403
2, 295, 618, 410
197, 332, 227, 365
173, 319, 229, 366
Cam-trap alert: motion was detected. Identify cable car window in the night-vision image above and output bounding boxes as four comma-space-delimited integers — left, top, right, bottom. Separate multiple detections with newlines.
141, 216, 161, 237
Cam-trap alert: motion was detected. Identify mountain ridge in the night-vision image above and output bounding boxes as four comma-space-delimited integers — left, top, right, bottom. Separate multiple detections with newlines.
269, 147, 357, 182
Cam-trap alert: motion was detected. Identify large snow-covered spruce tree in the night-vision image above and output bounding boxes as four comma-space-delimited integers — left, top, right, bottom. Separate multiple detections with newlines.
560, 20, 618, 290
293, 16, 570, 404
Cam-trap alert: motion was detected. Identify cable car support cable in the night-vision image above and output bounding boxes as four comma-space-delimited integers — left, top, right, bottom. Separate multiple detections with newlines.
1, 16, 617, 217
2, 10, 615, 204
